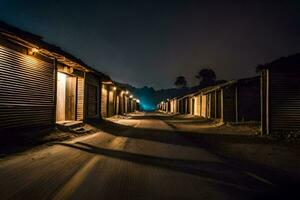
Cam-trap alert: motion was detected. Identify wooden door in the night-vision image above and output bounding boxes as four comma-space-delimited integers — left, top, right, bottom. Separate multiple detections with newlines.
65, 76, 76, 120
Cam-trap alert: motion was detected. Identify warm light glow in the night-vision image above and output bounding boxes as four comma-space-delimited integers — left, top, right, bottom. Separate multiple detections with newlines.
113, 86, 117, 91
137, 99, 140, 103
130, 95, 133, 98
32, 48, 39, 53
126, 91, 129, 95
28, 48, 39, 55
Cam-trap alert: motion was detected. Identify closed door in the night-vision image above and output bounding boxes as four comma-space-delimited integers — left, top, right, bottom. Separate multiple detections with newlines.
65, 76, 76, 120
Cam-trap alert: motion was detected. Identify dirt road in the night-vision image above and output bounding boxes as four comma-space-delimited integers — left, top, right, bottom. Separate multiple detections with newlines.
0, 113, 294, 199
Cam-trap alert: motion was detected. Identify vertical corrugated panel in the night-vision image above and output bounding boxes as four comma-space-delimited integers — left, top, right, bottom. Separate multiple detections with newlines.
116, 95, 120, 115
108, 90, 114, 116
207, 94, 211, 118
124, 96, 128, 113
216, 90, 222, 118
237, 78, 260, 121
270, 69, 300, 131
85, 73, 100, 119
87, 84, 98, 118
101, 85, 108, 117
201, 95, 207, 117
210, 92, 216, 118
196, 94, 201, 116
223, 85, 236, 122
0, 45, 54, 130
119, 94, 124, 114
261, 70, 268, 134
77, 77, 84, 120
189, 98, 193, 114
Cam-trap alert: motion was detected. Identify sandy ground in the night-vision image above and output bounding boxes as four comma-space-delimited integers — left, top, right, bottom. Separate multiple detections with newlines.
163, 114, 300, 178
0, 112, 298, 199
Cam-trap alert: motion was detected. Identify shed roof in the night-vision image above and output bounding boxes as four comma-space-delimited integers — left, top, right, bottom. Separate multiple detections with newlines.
202, 81, 236, 94
257, 53, 300, 71
0, 20, 111, 81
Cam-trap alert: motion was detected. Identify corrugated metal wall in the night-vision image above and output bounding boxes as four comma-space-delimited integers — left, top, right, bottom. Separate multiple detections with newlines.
87, 84, 98, 118
124, 96, 128, 113
210, 92, 216, 118
86, 73, 100, 119
216, 90, 222, 118
194, 95, 201, 116
108, 89, 114, 117
223, 86, 236, 122
101, 85, 108, 117
77, 77, 84, 120
237, 78, 260, 122
0, 44, 55, 130
119, 94, 124, 115
270, 69, 300, 131
115, 95, 119, 115
201, 95, 207, 117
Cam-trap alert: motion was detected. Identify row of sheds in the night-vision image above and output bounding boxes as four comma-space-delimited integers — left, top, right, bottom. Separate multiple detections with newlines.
158, 53, 300, 135
0, 21, 139, 132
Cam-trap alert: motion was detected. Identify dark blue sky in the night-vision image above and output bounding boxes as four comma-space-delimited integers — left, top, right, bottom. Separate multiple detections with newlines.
1, 0, 299, 89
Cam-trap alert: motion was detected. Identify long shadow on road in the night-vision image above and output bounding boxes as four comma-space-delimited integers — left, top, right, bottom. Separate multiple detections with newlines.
88, 119, 300, 199
54, 141, 273, 198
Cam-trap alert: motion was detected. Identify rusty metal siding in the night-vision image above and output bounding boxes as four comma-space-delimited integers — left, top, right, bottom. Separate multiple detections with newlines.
76, 77, 84, 120
0, 44, 55, 130
269, 69, 300, 132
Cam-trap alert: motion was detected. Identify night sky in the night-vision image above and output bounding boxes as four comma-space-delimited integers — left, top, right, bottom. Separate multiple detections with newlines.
1, 1, 299, 89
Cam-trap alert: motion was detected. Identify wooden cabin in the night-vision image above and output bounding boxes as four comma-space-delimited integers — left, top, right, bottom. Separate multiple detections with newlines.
258, 54, 300, 135
0, 21, 110, 132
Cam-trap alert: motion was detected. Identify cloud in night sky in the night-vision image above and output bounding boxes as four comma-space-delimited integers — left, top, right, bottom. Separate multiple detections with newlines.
1, 0, 299, 89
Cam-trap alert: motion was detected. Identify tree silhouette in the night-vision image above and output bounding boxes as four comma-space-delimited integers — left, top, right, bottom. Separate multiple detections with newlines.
174, 76, 187, 88
196, 68, 216, 86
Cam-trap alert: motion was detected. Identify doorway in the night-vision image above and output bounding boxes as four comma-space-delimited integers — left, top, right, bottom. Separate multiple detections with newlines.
56, 72, 77, 122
